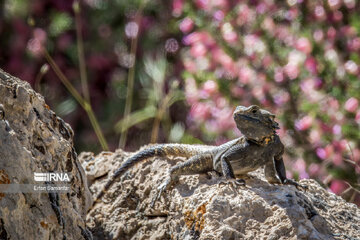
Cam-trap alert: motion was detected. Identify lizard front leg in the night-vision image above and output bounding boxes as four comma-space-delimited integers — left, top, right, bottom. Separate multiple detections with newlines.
216, 144, 249, 186
268, 155, 307, 190
264, 158, 283, 184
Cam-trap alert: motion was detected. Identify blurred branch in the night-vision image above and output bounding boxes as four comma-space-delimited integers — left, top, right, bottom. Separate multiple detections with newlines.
119, 1, 147, 149
73, 1, 90, 103
44, 49, 109, 151
34, 64, 49, 93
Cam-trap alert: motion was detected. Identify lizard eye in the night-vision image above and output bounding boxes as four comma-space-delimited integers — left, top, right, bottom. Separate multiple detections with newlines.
251, 109, 257, 114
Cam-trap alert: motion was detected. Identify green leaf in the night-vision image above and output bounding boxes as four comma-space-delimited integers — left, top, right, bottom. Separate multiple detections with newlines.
56, 98, 77, 116
114, 105, 157, 133
49, 12, 73, 37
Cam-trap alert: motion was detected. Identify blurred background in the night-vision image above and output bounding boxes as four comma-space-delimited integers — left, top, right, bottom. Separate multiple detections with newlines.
0, 0, 359, 205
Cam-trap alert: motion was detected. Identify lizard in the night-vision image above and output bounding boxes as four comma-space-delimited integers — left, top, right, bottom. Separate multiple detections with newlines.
92, 105, 305, 208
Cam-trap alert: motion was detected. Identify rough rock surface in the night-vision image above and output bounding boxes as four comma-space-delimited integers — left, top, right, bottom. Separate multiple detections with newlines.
83, 148, 360, 240
0, 69, 92, 240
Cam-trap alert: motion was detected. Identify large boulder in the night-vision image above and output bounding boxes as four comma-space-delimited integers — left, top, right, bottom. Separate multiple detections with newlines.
84, 148, 360, 240
0, 69, 92, 240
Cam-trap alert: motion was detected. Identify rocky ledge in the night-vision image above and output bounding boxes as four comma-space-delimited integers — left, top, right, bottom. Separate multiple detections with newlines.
82, 149, 360, 240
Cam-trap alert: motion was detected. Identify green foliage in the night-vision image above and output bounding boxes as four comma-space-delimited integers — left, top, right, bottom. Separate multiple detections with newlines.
49, 12, 73, 37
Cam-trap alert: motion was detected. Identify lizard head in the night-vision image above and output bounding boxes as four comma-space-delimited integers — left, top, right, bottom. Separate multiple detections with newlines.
233, 105, 279, 141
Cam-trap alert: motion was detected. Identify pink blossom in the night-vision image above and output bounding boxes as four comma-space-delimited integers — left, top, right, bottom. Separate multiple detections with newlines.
182, 32, 212, 45
262, 18, 275, 33
316, 145, 333, 160
273, 91, 290, 106
286, 170, 293, 179
313, 29, 324, 42
284, 64, 299, 80
223, 31, 238, 43
332, 140, 348, 152
274, 67, 284, 83
256, 3, 267, 14
294, 158, 306, 171
330, 180, 347, 195
309, 129, 321, 144
184, 59, 197, 73
314, 5, 326, 20
172, 0, 184, 17
125, 22, 139, 38
165, 38, 179, 53
332, 10, 343, 22
230, 86, 245, 98
213, 10, 224, 21
27, 28, 47, 57
212, 0, 228, 9
308, 163, 321, 176
202, 80, 218, 95
332, 124, 342, 135
344, 0, 356, 8
179, 17, 194, 33
295, 116, 313, 131
344, 60, 358, 75
214, 107, 236, 132
320, 122, 332, 133
189, 102, 211, 121
294, 158, 309, 179
341, 26, 357, 37
353, 148, 360, 162
356, 165, 360, 174
344, 97, 359, 113
236, 4, 252, 26
286, 8, 299, 21
195, 0, 210, 10
183, 32, 202, 45
213, 48, 235, 71
262, 55, 272, 68
238, 67, 253, 84
300, 78, 315, 93
34, 28, 47, 43
215, 96, 227, 108
296, 37, 312, 54
332, 153, 343, 166
328, 98, 340, 110
328, 0, 341, 10
355, 110, 360, 123
348, 37, 360, 51
327, 27, 337, 40
185, 78, 198, 104
190, 43, 207, 57
305, 57, 317, 74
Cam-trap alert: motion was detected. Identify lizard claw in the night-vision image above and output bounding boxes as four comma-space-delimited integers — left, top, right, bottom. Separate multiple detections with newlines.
283, 179, 308, 191
150, 178, 171, 207
218, 178, 246, 188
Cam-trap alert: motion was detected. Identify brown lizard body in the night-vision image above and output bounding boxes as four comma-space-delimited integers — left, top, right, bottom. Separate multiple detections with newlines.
92, 105, 305, 208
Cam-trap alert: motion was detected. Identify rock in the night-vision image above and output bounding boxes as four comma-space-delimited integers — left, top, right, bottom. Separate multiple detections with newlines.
0, 68, 92, 240
84, 148, 360, 240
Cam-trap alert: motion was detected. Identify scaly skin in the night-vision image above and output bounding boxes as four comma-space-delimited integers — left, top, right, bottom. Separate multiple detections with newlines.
92, 105, 305, 208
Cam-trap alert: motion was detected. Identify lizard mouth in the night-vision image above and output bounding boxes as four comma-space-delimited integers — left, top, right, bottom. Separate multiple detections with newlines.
236, 114, 261, 123
235, 114, 277, 131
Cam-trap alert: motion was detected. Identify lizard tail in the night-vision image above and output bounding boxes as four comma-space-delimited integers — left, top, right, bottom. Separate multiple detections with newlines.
92, 144, 212, 207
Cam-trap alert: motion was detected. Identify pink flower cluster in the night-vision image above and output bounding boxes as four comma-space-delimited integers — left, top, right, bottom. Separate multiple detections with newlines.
186, 78, 236, 136
175, 0, 360, 203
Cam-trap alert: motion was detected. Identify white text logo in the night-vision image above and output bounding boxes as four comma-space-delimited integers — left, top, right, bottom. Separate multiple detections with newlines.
34, 173, 70, 182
